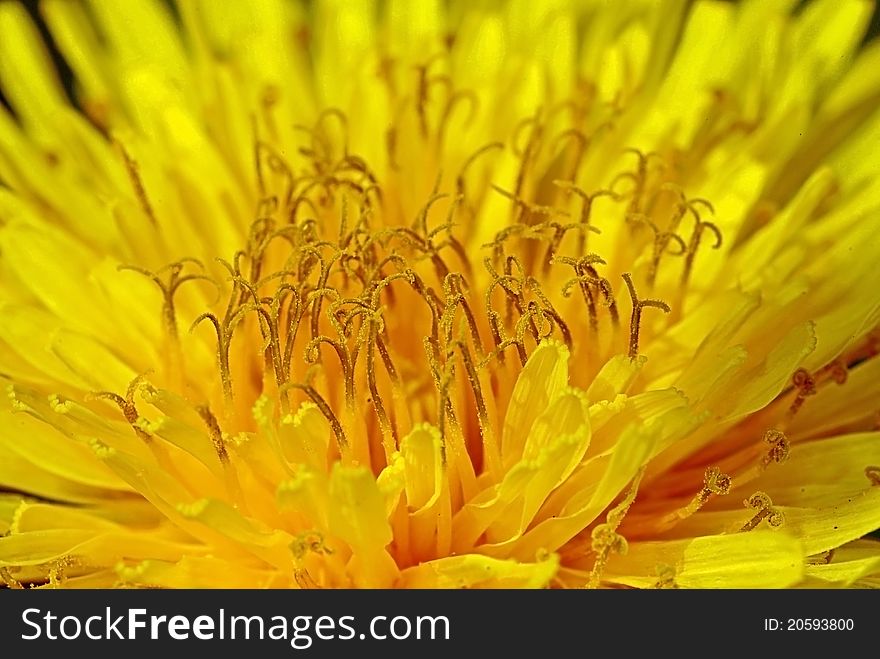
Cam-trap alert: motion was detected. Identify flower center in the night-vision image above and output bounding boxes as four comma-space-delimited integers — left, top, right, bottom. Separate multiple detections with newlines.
115, 103, 729, 478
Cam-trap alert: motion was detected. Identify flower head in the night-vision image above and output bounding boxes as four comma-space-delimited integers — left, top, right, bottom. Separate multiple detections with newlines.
1, 0, 879, 589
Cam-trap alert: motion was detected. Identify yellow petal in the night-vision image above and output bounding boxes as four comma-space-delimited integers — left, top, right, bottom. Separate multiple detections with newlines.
656, 486, 880, 552
87, 0, 189, 88
0, 448, 113, 504
0, 410, 130, 492
586, 354, 646, 403
176, 498, 292, 570
521, 387, 590, 465
741, 432, 880, 507
401, 423, 443, 511
279, 402, 330, 471
327, 464, 399, 587
727, 320, 816, 418
313, 0, 378, 106
277, 466, 330, 529
788, 359, 880, 439
500, 394, 696, 560
0, 223, 129, 347
804, 539, 880, 588
806, 555, 880, 588
387, 0, 443, 60
376, 451, 405, 518
793, 0, 872, 90
502, 339, 569, 467
0, 529, 202, 568
606, 531, 804, 588
41, 0, 113, 115
10, 502, 120, 533
784, 488, 880, 556
0, 2, 66, 130
396, 425, 446, 561
118, 556, 290, 589
399, 553, 558, 589
453, 388, 591, 547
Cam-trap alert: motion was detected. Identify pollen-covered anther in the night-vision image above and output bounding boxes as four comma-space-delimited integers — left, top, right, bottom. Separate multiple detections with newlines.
305, 334, 354, 407
586, 468, 644, 588
116, 141, 158, 227
557, 254, 612, 334
282, 382, 348, 452
740, 491, 784, 531
612, 148, 665, 214
491, 185, 570, 228
818, 359, 848, 386
591, 524, 628, 555
530, 220, 599, 275
91, 374, 152, 443
788, 368, 817, 417
441, 273, 484, 355
704, 466, 733, 495
586, 523, 628, 590
290, 531, 333, 561
666, 466, 731, 524
653, 564, 678, 589
0, 567, 24, 589
510, 110, 545, 202
552, 181, 619, 238
48, 555, 77, 588
48, 393, 72, 414
118, 258, 217, 341
455, 339, 494, 455
807, 549, 836, 566
5, 385, 27, 412
423, 337, 456, 465
196, 404, 230, 464
626, 215, 687, 286
761, 429, 790, 468
525, 277, 573, 349
681, 217, 723, 289
622, 272, 670, 359
413, 55, 455, 139
456, 141, 504, 201
190, 310, 241, 404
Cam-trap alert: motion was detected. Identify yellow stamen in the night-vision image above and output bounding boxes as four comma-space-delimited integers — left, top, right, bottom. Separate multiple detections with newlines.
670, 466, 732, 523
116, 140, 157, 227
284, 382, 347, 452
788, 368, 817, 417
118, 259, 216, 343
587, 468, 645, 589
681, 218, 723, 289
91, 374, 151, 443
761, 429, 790, 468
621, 272, 670, 359
0, 567, 24, 589
740, 492, 784, 532
652, 564, 678, 589
195, 404, 229, 465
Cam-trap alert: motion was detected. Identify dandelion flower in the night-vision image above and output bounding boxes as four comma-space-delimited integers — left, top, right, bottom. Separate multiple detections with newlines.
1, 0, 880, 590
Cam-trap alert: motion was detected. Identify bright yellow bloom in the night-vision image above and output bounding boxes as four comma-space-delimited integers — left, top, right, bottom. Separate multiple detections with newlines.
1, 0, 880, 589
